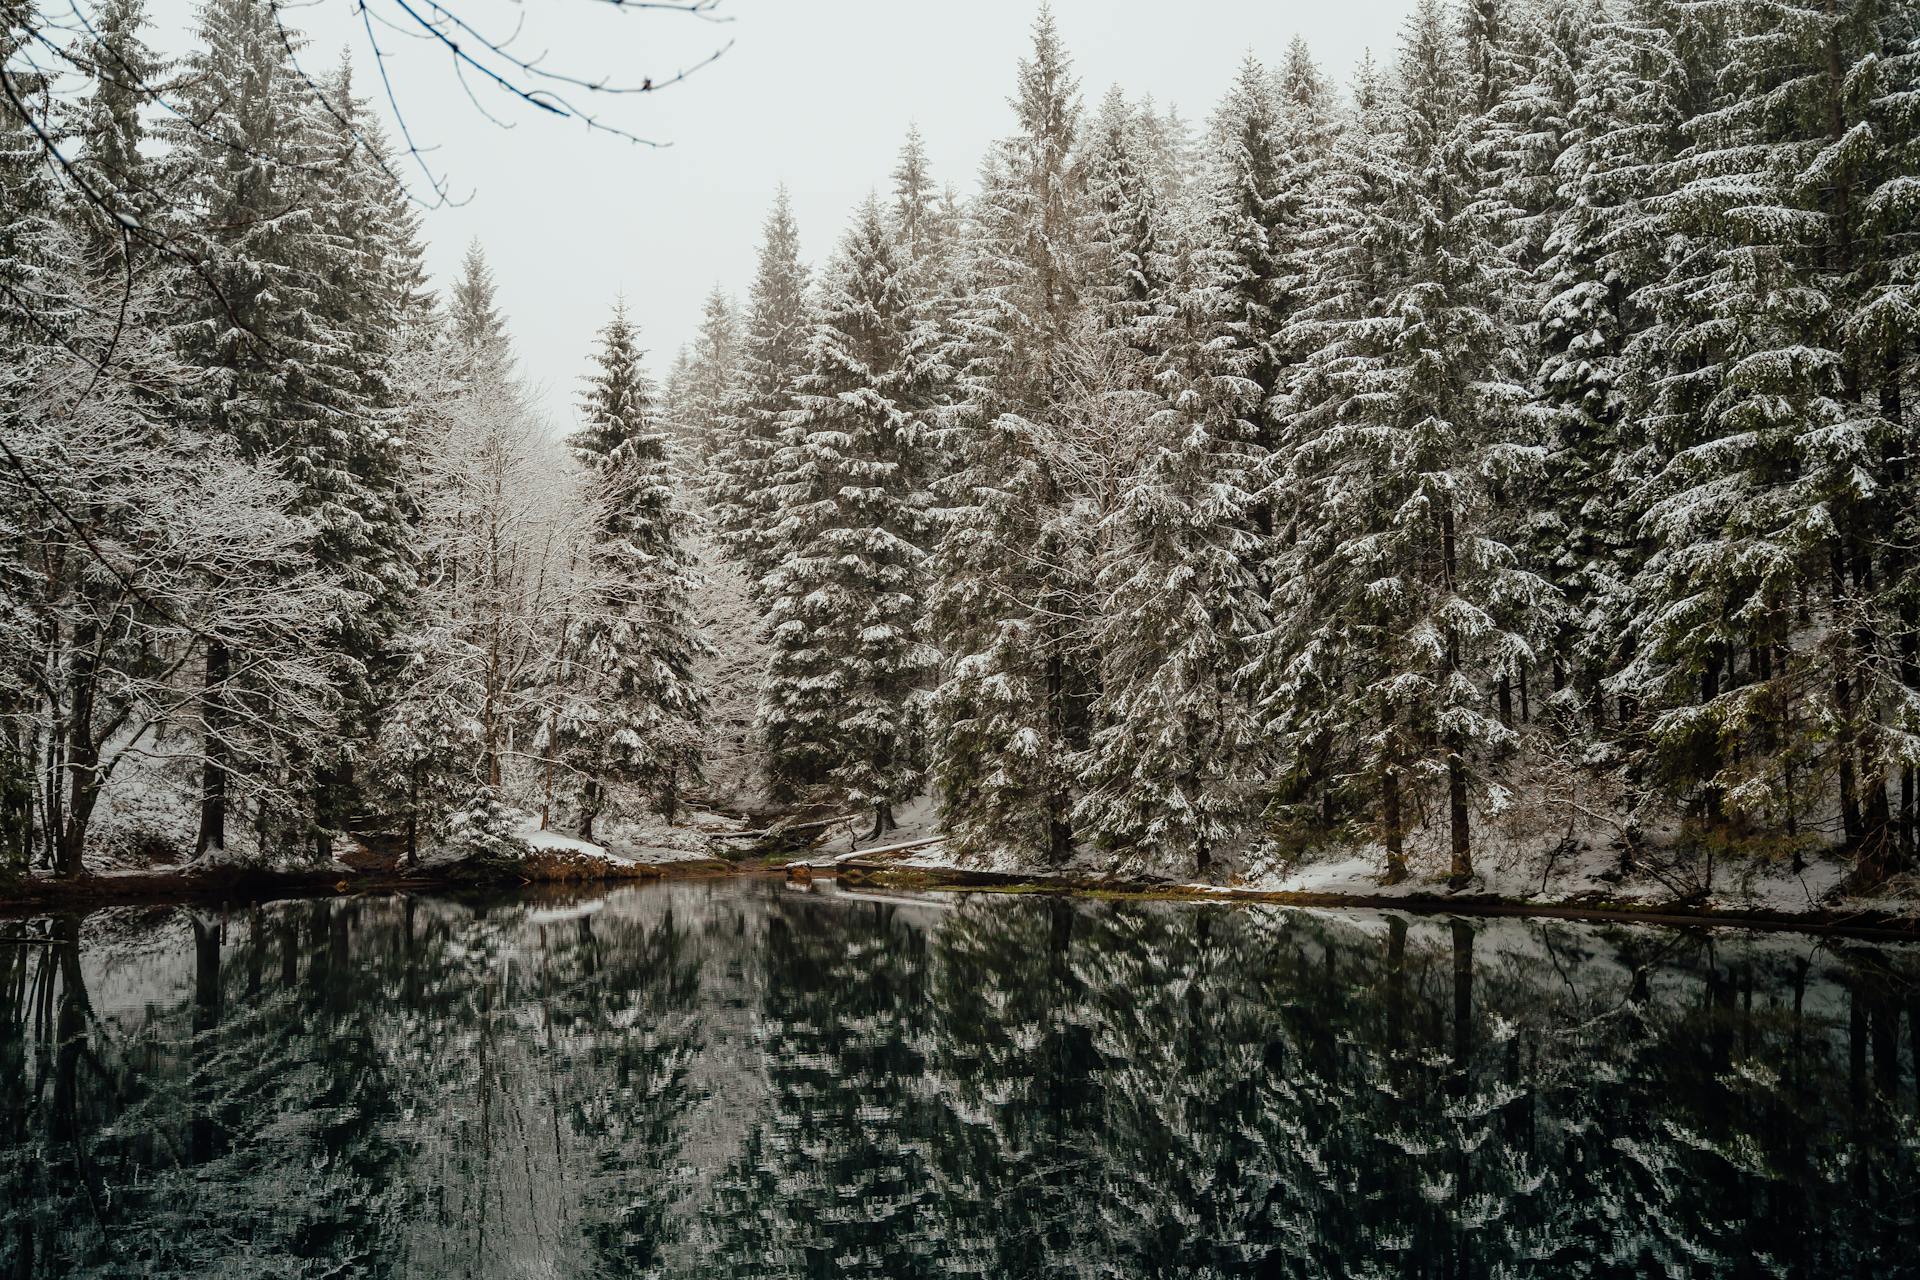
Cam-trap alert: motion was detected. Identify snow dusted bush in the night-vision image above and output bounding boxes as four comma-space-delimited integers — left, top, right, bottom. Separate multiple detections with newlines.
431, 788, 533, 868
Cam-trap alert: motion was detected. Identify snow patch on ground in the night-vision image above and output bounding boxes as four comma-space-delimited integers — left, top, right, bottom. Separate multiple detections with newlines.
811, 794, 943, 856
849, 791, 1897, 922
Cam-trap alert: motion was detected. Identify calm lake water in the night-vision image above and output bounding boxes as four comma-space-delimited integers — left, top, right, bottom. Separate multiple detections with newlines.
3, 878, 1917, 1278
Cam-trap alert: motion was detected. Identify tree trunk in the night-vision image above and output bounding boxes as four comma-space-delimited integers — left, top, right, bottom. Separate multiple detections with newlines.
196, 639, 230, 855
53, 628, 100, 878
1836, 671, 1862, 847
1447, 750, 1471, 887
1382, 766, 1406, 884
405, 759, 420, 867
579, 779, 599, 843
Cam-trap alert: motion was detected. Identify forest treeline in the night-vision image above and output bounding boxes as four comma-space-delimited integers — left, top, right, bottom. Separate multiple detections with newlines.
682, 0, 1920, 882
4, 0, 1920, 884
1, 0, 706, 873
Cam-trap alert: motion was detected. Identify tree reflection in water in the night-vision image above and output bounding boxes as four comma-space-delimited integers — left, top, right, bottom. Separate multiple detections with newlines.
2, 880, 1917, 1277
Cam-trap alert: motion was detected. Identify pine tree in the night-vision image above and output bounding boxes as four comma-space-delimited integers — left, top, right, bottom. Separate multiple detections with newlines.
1073, 273, 1268, 874
930, 5, 1094, 864
1082, 86, 1172, 334
57, 0, 165, 262
758, 197, 935, 835
1528, 0, 1680, 735
561, 302, 708, 834
1263, 52, 1418, 874
890, 121, 940, 260
163, 0, 376, 855
448, 239, 512, 376
1614, 0, 1920, 868
708, 187, 812, 603
304, 60, 435, 853
1268, 6, 1555, 884
677, 284, 737, 466
1202, 50, 1332, 550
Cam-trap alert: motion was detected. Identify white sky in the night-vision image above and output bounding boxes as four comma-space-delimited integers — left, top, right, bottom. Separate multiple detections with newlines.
148, 0, 1418, 427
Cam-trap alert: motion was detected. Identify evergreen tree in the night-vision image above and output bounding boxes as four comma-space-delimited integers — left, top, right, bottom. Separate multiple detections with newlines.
677, 284, 737, 466
1614, 0, 1920, 868
1082, 86, 1172, 334
1073, 275, 1269, 874
57, 0, 165, 262
448, 239, 512, 375
1202, 55, 1294, 530
708, 187, 812, 604
1528, 0, 1681, 735
1263, 52, 1418, 874
890, 121, 941, 261
1268, 7, 1555, 884
930, 6, 1094, 864
758, 197, 935, 835
163, 0, 374, 855
561, 301, 709, 833
1201, 45, 1336, 579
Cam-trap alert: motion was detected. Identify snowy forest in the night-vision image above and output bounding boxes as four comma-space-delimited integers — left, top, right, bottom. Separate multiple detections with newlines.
5, 0, 1920, 891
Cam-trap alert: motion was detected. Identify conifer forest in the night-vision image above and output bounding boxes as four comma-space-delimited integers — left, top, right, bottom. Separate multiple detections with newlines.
11, 0, 1920, 897
9, 0, 1920, 1274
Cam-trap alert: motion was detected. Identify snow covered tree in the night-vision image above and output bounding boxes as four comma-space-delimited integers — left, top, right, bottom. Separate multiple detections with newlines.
1073, 275, 1269, 874
448, 239, 512, 375
890, 121, 944, 262
675, 284, 737, 466
160, 0, 392, 856
929, 6, 1096, 864
1200, 52, 1325, 544
758, 197, 936, 834
55, 0, 166, 263
708, 187, 812, 604
1613, 0, 1920, 869
369, 293, 583, 858
560, 301, 708, 834
1266, 6, 1556, 884
1526, 0, 1687, 734
1082, 86, 1173, 335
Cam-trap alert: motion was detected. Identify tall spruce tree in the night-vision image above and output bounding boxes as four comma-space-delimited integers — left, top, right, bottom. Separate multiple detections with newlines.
758, 197, 935, 835
164, 0, 371, 855
677, 284, 737, 465
1614, 0, 1920, 870
929, 6, 1095, 864
1264, 53, 1420, 875
561, 302, 708, 834
709, 187, 812, 605
1074, 269, 1269, 874
1268, 7, 1555, 884
1082, 86, 1172, 334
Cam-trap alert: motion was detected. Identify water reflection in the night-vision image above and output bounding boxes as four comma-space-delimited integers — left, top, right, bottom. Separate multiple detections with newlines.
3, 880, 1917, 1277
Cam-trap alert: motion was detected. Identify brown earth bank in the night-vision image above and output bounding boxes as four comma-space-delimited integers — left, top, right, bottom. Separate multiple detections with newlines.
0, 850, 739, 919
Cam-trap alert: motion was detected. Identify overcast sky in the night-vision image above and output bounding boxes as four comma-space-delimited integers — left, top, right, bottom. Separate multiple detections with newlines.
150, 0, 1416, 427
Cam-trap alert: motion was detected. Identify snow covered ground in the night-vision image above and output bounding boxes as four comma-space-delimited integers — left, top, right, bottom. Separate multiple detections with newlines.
858, 791, 1894, 922
520, 812, 715, 866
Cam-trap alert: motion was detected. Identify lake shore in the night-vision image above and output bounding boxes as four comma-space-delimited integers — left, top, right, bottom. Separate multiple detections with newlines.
10, 839, 1920, 939
0, 850, 741, 918
834, 861, 1920, 940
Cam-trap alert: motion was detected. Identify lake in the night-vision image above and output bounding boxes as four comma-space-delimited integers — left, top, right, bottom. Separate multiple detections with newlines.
3, 877, 1916, 1277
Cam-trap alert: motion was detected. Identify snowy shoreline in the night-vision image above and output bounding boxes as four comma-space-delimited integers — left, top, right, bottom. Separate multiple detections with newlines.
5, 841, 1919, 936
9, 799, 1920, 937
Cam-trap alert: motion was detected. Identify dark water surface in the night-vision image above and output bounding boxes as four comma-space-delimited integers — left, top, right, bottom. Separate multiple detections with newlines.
4, 878, 1918, 1277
